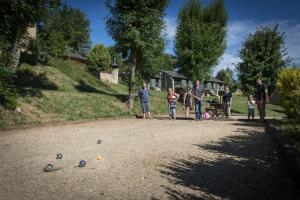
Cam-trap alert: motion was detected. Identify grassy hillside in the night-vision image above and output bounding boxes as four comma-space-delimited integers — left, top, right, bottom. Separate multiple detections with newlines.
0, 59, 171, 129
0, 59, 285, 129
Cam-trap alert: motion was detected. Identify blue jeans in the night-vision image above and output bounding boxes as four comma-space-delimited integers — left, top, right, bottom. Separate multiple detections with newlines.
195, 101, 202, 120
168, 105, 176, 119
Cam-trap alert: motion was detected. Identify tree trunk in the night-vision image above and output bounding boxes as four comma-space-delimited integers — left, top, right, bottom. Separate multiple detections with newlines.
8, 40, 21, 70
128, 53, 137, 111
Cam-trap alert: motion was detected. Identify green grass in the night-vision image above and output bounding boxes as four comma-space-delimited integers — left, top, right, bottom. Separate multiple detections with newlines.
0, 58, 286, 129
270, 119, 300, 150
0, 59, 176, 129
202, 95, 285, 118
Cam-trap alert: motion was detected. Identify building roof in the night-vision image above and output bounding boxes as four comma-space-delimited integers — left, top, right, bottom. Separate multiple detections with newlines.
63, 52, 87, 61
204, 76, 225, 84
161, 70, 188, 79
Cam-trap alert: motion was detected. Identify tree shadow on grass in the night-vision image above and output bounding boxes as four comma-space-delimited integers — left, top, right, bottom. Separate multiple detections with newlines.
159, 128, 297, 200
75, 79, 128, 102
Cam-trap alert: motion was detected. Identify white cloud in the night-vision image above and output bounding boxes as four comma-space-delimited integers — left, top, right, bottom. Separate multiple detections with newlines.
214, 52, 242, 75
164, 17, 177, 39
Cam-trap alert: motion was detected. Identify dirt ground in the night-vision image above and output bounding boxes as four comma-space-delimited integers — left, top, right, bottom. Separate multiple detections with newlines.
0, 116, 298, 200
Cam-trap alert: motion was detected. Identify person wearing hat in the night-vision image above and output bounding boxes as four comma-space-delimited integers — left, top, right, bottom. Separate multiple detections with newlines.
183, 87, 193, 118
167, 88, 179, 119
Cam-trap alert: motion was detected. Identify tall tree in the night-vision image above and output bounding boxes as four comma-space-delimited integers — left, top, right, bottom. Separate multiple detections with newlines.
0, 0, 48, 69
175, 0, 227, 81
237, 25, 289, 95
106, 0, 169, 110
37, 2, 90, 60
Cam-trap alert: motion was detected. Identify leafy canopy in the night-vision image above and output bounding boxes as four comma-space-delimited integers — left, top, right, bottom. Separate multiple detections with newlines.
87, 44, 112, 72
37, 2, 90, 60
237, 25, 289, 95
106, 0, 169, 79
175, 0, 227, 81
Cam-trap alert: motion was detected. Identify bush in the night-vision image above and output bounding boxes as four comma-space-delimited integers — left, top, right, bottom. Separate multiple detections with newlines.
277, 68, 300, 121
0, 68, 18, 110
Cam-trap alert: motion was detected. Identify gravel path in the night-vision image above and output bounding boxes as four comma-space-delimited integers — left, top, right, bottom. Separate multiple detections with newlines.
0, 117, 298, 200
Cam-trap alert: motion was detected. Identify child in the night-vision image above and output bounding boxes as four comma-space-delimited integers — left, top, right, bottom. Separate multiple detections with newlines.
169, 95, 177, 120
203, 108, 210, 120
247, 95, 255, 120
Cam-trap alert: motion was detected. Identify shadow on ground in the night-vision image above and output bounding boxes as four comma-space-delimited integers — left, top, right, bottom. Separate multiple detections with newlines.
159, 126, 297, 200
75, 79, 128, 102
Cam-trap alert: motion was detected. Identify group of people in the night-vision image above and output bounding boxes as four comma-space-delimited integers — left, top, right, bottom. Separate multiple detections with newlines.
139, 78, 268, 121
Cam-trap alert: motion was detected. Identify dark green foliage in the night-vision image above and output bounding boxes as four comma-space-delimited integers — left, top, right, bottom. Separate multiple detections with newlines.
37, 2, 90, 60
157, 53, 175, 71
175, 0, 227, 81
87, 44, 111, 72
0, 68, 17, 109
0, 0, 47, 68
106, 0, 169, 110
238, 25, 289, 95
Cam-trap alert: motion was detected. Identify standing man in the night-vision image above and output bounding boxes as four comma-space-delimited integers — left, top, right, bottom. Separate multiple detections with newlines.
192, 80, 205, 121
139, 82, 152, 119
255, 78, 268, 121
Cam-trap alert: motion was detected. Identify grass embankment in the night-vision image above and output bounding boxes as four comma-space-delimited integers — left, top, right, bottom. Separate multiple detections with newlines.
0, 59, 285, 129
0, 59, 169, 129
270, 120, 300, 150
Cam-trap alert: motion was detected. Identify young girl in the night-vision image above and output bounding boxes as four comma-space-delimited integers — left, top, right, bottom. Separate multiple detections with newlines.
167, 88, 179, 119
247, 95, 255, 120
183, 88, 193, 118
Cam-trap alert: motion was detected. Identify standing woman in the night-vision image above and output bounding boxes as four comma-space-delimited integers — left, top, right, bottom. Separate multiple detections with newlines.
139, 82, 152, 119
183, 88, 193, 118
222, 86, 232, 119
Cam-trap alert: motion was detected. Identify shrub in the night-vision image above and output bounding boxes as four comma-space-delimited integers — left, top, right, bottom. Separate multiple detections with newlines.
0, 68, 18, 110
276, 68, 300, 121
87, 44, 111, 72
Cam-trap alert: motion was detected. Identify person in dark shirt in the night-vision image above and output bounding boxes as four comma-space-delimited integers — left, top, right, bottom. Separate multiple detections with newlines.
222, 86, 232, 119
192, 80, 205, 121
183, 88, 193, 118
255, 78, 269, 121
139, 82, 151, 119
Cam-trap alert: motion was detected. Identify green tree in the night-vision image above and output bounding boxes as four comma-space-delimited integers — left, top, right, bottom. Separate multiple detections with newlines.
87, 44, 111, 72
106, 0, 169, 110
37, 2, 90, 60
216, 67, 236, 91
175, 0, 227, 81
237, 25, 289, 95
157, 53, 175, 71
0, 0, 47, 69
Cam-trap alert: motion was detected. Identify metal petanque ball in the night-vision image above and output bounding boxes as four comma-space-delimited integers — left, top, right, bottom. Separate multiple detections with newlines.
79, 160, 86, 167
56, 153, 63, 159
97, 139, 102, 144
44, 163, 54, 172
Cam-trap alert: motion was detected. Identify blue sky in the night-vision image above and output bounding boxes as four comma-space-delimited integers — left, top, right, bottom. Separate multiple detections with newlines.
67, 0, 300, 74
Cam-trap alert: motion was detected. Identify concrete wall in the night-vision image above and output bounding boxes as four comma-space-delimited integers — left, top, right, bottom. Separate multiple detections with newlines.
100, 68, 118, 84
100, 72, 113, 83
112, 68, 119, 84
